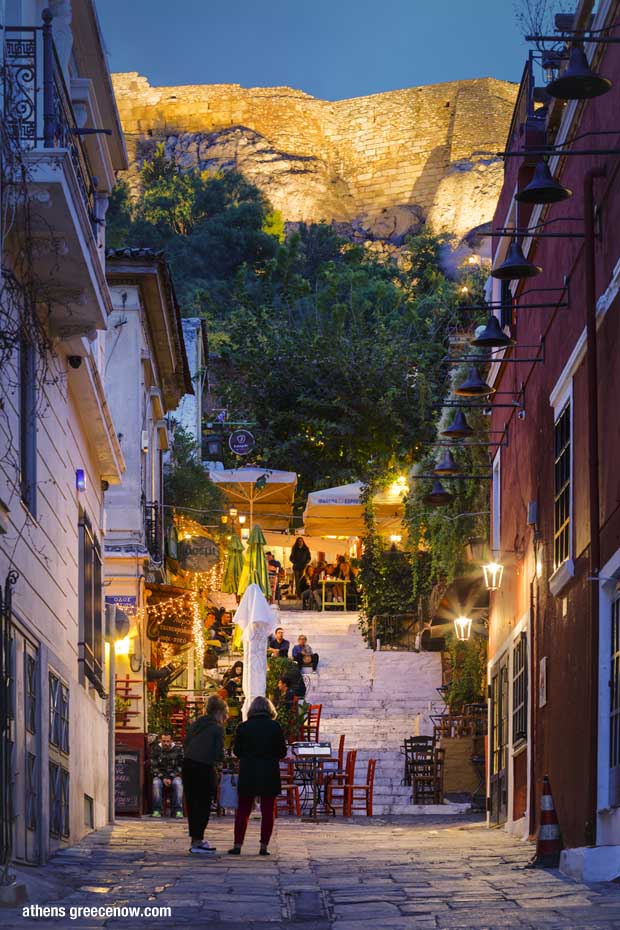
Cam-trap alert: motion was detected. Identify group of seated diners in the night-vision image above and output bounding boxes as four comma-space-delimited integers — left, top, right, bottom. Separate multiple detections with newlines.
297, 555, 358, 609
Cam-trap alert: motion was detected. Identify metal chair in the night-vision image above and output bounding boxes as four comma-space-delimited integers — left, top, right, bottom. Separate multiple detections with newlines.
401, 736, 434, 786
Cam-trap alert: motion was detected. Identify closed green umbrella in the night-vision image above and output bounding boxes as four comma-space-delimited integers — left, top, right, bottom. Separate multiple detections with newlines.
222, 531, 244, 594
237, 524, 270, 598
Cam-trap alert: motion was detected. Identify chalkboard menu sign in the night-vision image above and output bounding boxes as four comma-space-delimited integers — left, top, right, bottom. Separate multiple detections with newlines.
115, 748, 142, 815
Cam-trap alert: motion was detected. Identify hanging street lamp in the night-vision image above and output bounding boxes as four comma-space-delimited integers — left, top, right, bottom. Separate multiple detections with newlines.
423, 480, 454, 506
454, 616, 473, 641
454, 367, 495, 397
482, 559, 505, 591
491, 240, 542, 280
546, 45, 612, 100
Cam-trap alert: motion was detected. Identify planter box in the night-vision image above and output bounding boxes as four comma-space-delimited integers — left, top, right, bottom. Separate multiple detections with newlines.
439, 735, 485, 795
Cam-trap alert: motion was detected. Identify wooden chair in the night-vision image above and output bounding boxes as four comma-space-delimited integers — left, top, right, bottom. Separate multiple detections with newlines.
412, 747, 445, 804
304, 704, 322, 741
348, 759, 377, 816
276, 759, 301, 816
401, 736, 434, 786
319, 734, 345, 787
325, 749, 357, 815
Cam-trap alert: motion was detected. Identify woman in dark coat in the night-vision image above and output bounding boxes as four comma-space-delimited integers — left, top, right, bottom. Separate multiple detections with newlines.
289, 538, 311, 597
182, 694, 228, 854
228, 696, 288, 856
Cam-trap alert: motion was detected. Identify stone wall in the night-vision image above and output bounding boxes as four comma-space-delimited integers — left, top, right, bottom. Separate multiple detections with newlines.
112, 72, 517, 243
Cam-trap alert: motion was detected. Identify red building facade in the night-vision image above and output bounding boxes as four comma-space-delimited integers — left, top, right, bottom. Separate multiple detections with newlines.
485, 0, 620, 877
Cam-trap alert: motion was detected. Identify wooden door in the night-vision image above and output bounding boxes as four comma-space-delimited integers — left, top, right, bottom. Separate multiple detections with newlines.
489, 655, 509, 824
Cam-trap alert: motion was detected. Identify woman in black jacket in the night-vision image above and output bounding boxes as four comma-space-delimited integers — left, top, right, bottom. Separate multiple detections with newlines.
182, 694, 228, 854
228, 696, 288, 856
289, 538, 311, 596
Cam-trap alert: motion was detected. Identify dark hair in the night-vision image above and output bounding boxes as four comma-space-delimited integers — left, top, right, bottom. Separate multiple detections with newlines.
206, 695, 228, 718
275, 627, 283, 634
278, 677, 288, 686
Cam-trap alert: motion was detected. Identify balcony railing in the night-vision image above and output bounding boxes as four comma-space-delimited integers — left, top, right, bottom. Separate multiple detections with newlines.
144, 502, 163, 563
2, 12, 97, 226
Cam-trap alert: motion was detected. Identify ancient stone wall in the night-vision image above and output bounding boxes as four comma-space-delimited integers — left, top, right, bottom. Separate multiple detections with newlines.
112, 72, 517, 243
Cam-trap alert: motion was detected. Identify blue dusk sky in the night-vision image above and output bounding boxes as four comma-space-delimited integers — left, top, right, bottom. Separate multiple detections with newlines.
97, 0, 529, 100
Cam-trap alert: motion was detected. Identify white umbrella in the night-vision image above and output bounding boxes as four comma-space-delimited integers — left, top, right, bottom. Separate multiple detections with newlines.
233, 583, 275, 719
209, 467, 297, 531
303, 481, 406, 537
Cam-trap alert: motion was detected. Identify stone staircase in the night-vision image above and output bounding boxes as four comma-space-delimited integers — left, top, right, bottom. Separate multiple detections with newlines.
276, 609, 443, 815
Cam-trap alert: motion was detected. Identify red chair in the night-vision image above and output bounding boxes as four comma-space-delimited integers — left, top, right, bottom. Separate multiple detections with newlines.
304, 704, 322, 741
348, 759, 377, 816
276, 759, 301, 816
326, 749, 357, 815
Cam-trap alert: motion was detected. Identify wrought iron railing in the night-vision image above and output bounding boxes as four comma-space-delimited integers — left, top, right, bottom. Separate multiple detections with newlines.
370, 613, 421, 651
2, 12, 97, 227
144, 502, 163, 563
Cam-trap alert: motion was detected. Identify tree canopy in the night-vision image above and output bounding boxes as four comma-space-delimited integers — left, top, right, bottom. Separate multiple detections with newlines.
108, 147, 484, 500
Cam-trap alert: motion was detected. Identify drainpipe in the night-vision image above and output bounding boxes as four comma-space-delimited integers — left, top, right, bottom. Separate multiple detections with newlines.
108, 642, 116, 825
584, 166, 605, 847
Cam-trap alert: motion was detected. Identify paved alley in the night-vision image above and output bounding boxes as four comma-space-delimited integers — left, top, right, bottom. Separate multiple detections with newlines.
6, 815, 620, 930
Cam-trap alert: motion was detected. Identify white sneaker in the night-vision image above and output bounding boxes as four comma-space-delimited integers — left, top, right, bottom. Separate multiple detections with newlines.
189, 841, 217, 854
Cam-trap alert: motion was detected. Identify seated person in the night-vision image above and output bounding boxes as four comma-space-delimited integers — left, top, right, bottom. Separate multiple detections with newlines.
267, 627, 290, 657
283, 664, 307, 699
274, 676, 296, 709
292, 634, 319, 671
266, 551, 281, 604
300, 565, 322, 610
222, 660, 244, 699
150, 734, 184, 818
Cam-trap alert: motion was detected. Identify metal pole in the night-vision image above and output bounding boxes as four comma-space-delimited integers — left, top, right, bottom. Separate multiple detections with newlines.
41, 9, 54, 148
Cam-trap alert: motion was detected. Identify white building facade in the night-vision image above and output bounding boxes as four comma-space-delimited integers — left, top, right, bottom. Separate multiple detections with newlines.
0, 1, 127, 863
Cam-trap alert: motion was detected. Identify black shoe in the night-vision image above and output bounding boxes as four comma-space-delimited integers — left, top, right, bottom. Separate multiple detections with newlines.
227, 846, 241, 855
259, 846, 270, 856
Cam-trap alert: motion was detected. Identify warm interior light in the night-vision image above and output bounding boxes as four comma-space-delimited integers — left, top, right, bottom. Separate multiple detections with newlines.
220, 515, 228, 524
238, 515, 246, 525
482, 560, 504, 591
389, 476, 409, 497
229, 508, 238, 518
454, 616, 472, 641
115, 636, 131, 656
390, 534, 402, 543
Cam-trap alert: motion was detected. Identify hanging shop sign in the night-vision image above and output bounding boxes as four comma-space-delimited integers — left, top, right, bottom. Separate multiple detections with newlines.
229, 429, 255, 456
151, 613, 193, 647
179, 536, 219, 573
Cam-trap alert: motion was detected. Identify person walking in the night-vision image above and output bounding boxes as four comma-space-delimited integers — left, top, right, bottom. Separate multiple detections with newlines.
228, 696, 288, 857
182, 694, 228, 854
289, 538, 311, 597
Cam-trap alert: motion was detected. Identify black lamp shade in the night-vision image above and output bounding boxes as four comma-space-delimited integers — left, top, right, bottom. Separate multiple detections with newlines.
434, 450, 460, 475
515, 161, 572, 205
455, 367, 496, 397
491, 240, 542, 281
471, 316, 514, 349
441, 410, 475, 439
546, 45, 612, 100
423, 480, 454, 506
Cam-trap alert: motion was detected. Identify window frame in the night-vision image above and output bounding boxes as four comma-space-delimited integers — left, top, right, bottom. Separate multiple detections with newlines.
78, 510, 105, 696
553, 400, 571, 571
512, 633, 528, 747
19, 337, 37, 517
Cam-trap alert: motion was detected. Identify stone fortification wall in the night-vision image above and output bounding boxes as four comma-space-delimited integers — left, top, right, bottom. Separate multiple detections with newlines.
112, 72, 517, 242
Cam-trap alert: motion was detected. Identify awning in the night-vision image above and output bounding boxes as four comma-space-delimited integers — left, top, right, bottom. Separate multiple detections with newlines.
303, 481, 406, 538
208, 467, 297, 532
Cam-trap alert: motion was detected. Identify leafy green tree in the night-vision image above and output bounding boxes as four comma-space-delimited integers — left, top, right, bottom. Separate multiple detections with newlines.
164, 424, 224, 523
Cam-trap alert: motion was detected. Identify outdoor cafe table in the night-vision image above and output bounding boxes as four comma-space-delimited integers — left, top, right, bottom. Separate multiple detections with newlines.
320, 578, 349, 611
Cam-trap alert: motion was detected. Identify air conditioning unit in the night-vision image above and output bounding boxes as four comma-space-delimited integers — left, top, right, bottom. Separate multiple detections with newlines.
141, 430, 149, 453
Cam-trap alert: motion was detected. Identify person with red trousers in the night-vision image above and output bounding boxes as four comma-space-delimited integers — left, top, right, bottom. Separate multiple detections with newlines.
228, 696, 288, 856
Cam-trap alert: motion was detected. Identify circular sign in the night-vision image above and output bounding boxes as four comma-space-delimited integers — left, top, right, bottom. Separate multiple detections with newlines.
229, 429, 255, 456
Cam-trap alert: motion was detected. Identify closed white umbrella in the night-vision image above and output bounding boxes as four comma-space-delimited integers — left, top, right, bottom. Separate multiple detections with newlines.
233, 583, 276, 719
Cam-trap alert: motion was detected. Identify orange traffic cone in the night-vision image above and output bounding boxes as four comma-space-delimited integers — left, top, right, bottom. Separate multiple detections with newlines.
529, 775, 562, 868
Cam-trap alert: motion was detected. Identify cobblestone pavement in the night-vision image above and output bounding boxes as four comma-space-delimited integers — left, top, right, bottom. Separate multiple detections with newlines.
6, 815, 620, 930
